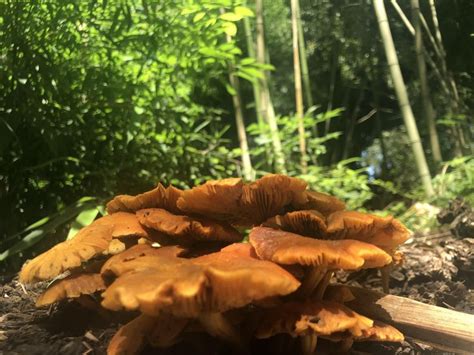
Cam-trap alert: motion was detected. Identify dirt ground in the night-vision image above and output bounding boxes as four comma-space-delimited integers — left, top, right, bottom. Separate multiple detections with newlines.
1, 234, 472, 355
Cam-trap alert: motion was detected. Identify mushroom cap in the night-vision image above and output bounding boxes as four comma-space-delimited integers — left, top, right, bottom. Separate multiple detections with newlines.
36, 273, 106, 307
263, 210, 327, 238
326, 211, 410, 250
249, 227, 392, 270
101, 244, 186, 275
177, 177, 244, 222
292, 190, 346, 216
176, 175, 309, 226
255, 300, 373, 339
355, 320, 404, 342
239, 174, 308, 225
101, 247, 300, 317
107, 184, 183, 215
107, 314, 157, 355
19, 212, 147, 284
136, 208, 242, 243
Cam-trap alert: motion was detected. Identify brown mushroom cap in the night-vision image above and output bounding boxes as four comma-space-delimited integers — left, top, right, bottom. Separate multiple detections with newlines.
101, 244, 186, 275
107, 314, 157, 355
176, 175, 309, 226
263, 210, 327, 238
177, 177, 244, 221
239, 174, 308, 224
326, 211, 410, 250
19, 212, 147, 284
101, 246, 300, 318
255, 300, 373, 339
249, 227, 392, 270
107, 184, 183, 214
36, 273, 106, 307
136, 208, 242, 243
292, 190, 346, 216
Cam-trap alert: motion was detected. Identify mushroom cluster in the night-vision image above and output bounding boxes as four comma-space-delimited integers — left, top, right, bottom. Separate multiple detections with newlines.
19, 175, 409, 354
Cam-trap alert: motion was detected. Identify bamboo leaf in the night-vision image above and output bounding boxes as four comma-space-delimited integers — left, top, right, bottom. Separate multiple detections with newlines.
66, 207, 100, 240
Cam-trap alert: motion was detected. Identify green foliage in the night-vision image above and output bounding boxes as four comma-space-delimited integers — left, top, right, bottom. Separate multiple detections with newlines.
0, 0, 258, 256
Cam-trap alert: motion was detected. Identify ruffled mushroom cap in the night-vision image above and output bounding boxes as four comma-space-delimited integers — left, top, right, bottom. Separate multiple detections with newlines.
255, 300, 373, 339
101, 244, 186, 276
19, 212, 147, 284
36, 273, 106, 307
249, 227, 392, 270
136, 208, 242, 243
107, 184, 183, 215
108, 314, 157, 355
292, 190, 346, 216
239, 174, 308, 225
326, 211, 410, 250
263, 210, 327, 238
177, 178, 244, 222
101, 247, 300, 318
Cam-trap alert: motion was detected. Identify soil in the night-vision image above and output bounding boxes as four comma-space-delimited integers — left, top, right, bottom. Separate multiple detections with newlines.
1, 234, 472, 355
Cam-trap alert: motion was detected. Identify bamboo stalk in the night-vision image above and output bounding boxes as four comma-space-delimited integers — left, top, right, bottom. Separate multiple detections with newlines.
256, 0, 286, 173
347, 286, 474, 354
373, 0, 434, 196
291, 0, 308, 174
411, 0, 442, 163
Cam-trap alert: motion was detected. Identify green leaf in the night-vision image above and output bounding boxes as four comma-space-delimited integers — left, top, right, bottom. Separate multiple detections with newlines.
222, 22, 237, 36
193, 12, 206, 22
66, 207, 100, 240
0, 198, 99, 262
234, 6, 254, 17
225, 83, 237, 96
219, 12, 242, 22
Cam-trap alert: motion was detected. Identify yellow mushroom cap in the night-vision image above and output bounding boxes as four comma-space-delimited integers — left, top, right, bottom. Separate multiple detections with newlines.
249, 227, 392, 270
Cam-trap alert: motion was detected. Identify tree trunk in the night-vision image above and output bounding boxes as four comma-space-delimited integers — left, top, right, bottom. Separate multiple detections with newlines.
373, 0, 434, 196
411, 0, 442, 163
291, 0, 308, 173
256, 0, 286, 173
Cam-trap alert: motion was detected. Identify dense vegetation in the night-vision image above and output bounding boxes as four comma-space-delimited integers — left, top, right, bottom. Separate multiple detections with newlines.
1, 0, 473, 271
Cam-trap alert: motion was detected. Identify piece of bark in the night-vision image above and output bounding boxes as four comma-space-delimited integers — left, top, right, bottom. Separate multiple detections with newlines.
346, 286, 474, 354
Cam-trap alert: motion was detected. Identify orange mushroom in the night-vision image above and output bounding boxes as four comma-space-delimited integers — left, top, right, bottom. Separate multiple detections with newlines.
107, 184, 183, 215
238, 174, 308, 225
177, 177, 244, 222
255, 300, 374, 355
263, 210, 327, 238
19, 212, 147, 284
249, 227, 392, 299
292, 190, 346, 216
36, 273, 106, 307
136, 208, 242, 243
326, 210, 410, 250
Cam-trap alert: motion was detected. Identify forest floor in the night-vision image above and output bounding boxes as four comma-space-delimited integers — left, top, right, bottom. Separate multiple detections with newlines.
0, 233, 472, 355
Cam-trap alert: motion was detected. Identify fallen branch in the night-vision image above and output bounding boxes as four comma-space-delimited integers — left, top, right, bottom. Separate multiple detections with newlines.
347, 286, 474, 354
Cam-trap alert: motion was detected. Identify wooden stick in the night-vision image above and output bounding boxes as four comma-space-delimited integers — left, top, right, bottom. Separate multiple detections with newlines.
346, 286, 474, 354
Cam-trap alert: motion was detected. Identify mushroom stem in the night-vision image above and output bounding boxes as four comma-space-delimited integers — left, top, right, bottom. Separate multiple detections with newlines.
298, 266, 326, 298
313, 271, 334, 300
339, 337, 354, 352
198, 312, 241, 345
300, 333, 318, 355
381, 264, 392, 294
